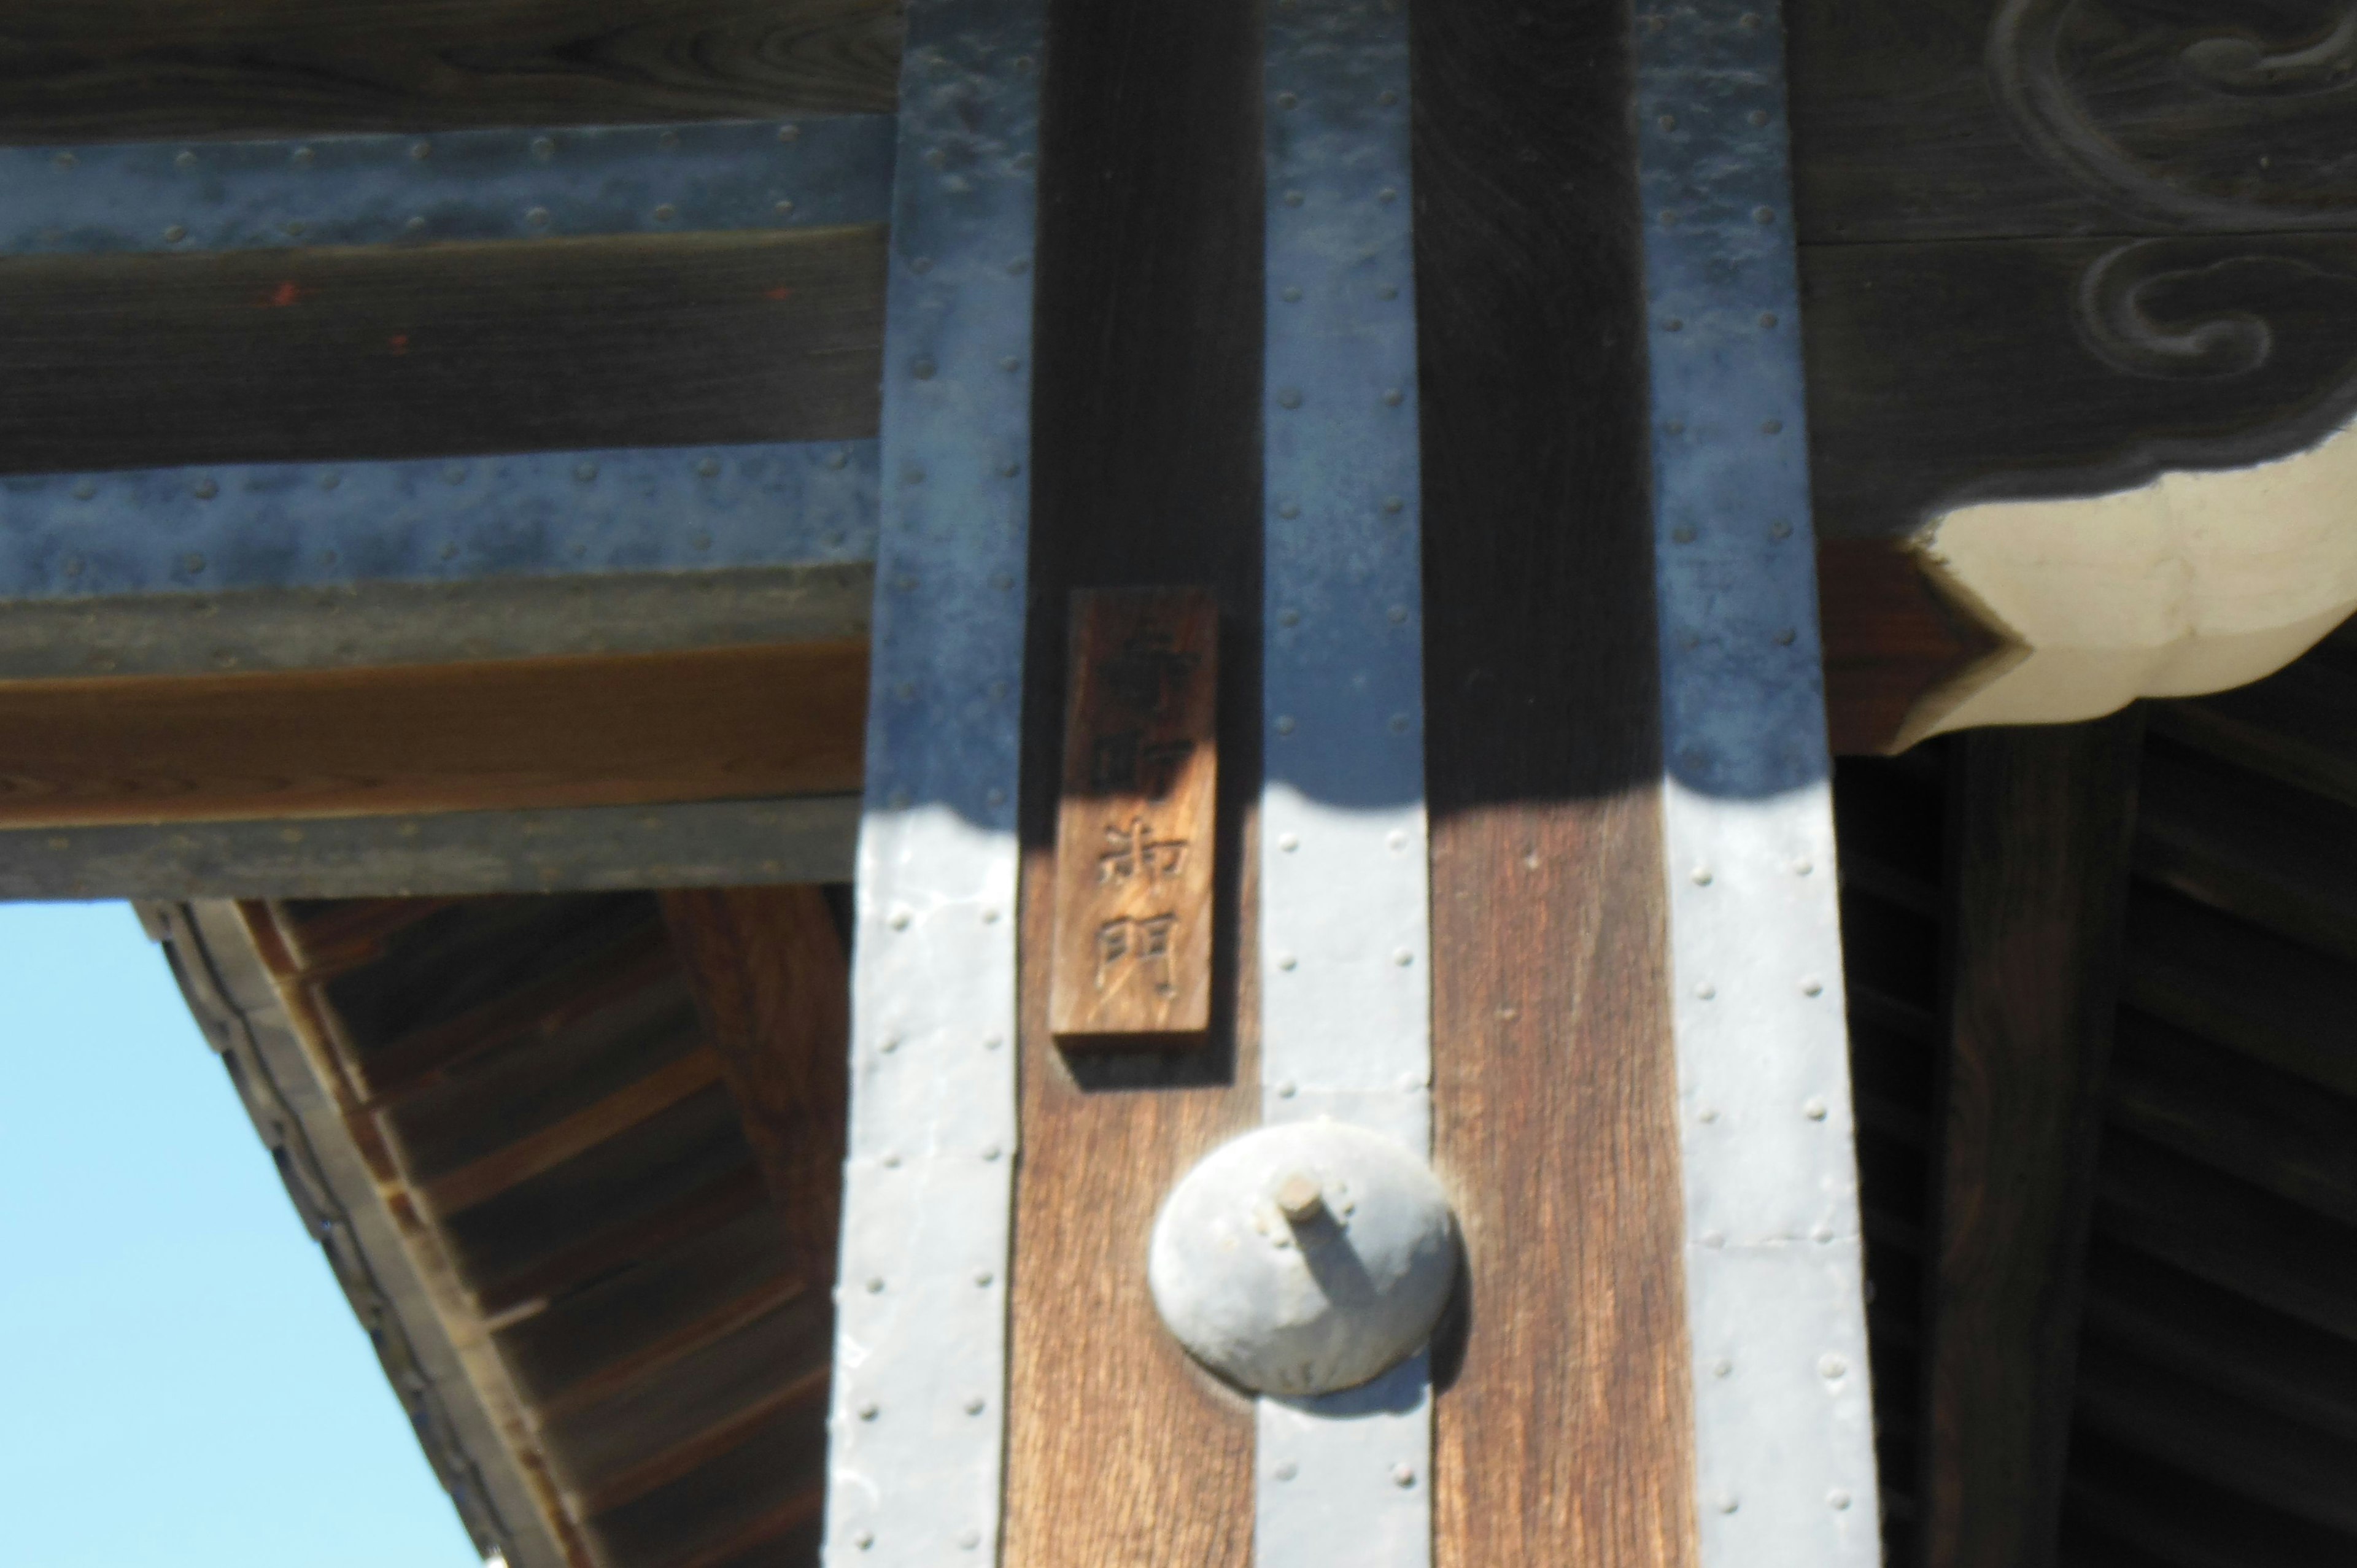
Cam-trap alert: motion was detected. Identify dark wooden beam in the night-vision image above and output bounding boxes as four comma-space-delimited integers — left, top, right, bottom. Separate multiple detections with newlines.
0, 0, 900, 142
0, 226, 884, 474
0, 638, 867, 830
1003, 0, 1264, 1559
1416, 1, 1697, 1562
1923, 713, 2144, 1568
659, 885, 851, 1285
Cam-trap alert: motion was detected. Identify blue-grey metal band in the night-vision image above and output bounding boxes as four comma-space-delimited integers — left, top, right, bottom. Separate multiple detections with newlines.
826, 2, 1042, 1564
1258, 0, 1433, 1561
1635, 4, 1881, 1562
0, 116, 891, 255
0, 441, 875, 601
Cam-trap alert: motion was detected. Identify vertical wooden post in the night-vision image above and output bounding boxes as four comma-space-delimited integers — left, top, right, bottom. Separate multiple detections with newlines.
1924, 714, 2144, 1568
1417, 2, 1700, 1562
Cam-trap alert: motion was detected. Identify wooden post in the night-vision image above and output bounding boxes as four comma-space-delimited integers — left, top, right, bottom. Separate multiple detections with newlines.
1924, 714, 2145, 1568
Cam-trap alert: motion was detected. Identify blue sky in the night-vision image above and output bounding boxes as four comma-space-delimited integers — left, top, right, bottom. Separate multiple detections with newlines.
0, 902, 477, 1567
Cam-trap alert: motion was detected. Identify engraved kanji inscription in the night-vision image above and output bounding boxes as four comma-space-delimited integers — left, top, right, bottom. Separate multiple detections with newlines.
1050, 587, 1219, 1040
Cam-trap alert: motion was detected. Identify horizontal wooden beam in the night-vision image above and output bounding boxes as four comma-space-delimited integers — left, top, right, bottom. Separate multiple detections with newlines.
0, 638, 867, 829
0, 0, 900, 142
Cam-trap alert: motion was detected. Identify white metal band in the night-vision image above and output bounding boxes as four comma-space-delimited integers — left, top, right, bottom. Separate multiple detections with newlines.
825, 3, 1043, 1563
1635, 4, 1882, 1563
1257, 0, 1434, 1561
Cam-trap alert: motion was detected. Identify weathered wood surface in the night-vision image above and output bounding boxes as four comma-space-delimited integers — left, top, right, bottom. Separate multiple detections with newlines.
1790, 0, 2357, 245
660, 885, 851, 1283
1002, 0, 1263, 1559
1923, 715, 2143, 1568
1050, 587, 1220, 1041
0, 226, 884, 474
1417, 2, 1697, 1563
0, 638, 867, 828
0, 0, 899, 142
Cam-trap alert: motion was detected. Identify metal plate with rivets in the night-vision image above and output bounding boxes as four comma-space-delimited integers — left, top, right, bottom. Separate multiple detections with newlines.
0, 441, 877, 602
1257, 0, 1434, 1561
825, 1, 1043, 1563
1635, 4, 1881, 1562
0, 116, 893, 255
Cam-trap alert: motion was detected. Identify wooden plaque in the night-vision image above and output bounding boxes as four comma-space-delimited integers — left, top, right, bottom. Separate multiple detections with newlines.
1049, 587, 1219, 1040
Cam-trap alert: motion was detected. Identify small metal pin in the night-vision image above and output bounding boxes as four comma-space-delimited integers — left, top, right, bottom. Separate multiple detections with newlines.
1275, 1173, 1326, 1225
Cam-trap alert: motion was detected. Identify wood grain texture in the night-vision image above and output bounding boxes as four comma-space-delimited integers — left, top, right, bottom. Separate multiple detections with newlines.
1800, 233, 2357, 543
1050, 588, 1220, 1040
1924, 714, 2143, 1568
659, 885, 851, 1284
1002, 0, 1264, 1560
1818, 538, 2008, 755
0, 638, 867, 829
1414, 2, 1697, 1563
1789, 0, 2357, 246
0, 0, 899, 143
0, 225, 884, 474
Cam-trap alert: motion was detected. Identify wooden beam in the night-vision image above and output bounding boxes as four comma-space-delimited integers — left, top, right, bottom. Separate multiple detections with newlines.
1002, 0, 1264, 1558
1924, 713, 2143, 1568
0, 638, 867, 830
1416, 2, 1697, 1562
0, 226, 883, 475
0, 0, 900, 142
659, 885, 851, 1285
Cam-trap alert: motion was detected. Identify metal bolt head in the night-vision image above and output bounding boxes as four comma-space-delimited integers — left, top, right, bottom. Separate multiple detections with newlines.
1275, 1173, 1326, 1225
1819, 1353, 1848, 1379
1392, 1464, 1417, 1488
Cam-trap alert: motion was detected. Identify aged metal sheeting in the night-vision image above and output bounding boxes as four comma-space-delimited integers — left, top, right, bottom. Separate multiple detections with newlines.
1255, 0, 1435, 1560
0, 117, 892, 255
1636, 2, 1880, 1561
825, 1, 1044, 1562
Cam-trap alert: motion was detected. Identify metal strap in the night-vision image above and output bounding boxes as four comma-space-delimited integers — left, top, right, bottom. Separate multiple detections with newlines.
826, 2, 1042, 1563
1258, 0, 1433, 1561
1634, 4, 1881, 1562
0, 117, 891, 255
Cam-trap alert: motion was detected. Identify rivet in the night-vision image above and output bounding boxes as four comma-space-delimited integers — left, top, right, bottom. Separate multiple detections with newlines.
1277, 953, 1298, 971
894, 574, 917, 591
1762, 419, 1785, 435
184, 554, 206, 574
1820, 1354, 1848, 1378
1750, 109, 1772, 128
1377, 285, 1400, 300
1664, 317, 1684, 333
531, 136, 556, 161
890, 911, 912, 930
1695, 982, 1717, 1000
1702, 1230, 1725, 1249
1814, 1224, 1836, 1243
575, 461, 598, 482
1282, 285, 1303, 303
163, 224, 187, 243
405, 215, 427, 232
778, 123, 802, 142
989, 572, 1015, 592
775, 198, 796, 217
658, 129, 681, 151
1741, 11, 1763, 28
959, 1530, 982, 1551
880, 1037, 901, 1054
913, 357, 937, 379
1671, 524, 1697, 543
525, 206, 551, 228
409, 141, 432, 161
71, 479, 95, 500
1398, 1072, 1423, 1092
986, 786, 1008, 806
1275, 91, 1299, 110
983, 1145, 1001, 1161
443, 463, 466, 485
1275, 715, 1297, 735
1793, 857, 1814, 875
1383, 387, 1404, 406
1660, 210, 1679, 227
1377, 187, 1398, 204
1802, 977, 1824, 997
966, 1397, 987, 1415
1665, 419, 1686, 435
975, 1269, 995, 1286
696, 456, 721, 478
883, 1153, 900, 1168
653, 203, 678, 222
888, 789, 911, 810
52, 151, 75, 171
1000, 355, 1022, 372
1716, 1494, 1740, 1515
1775, 627, 1797, 646
1277, 501, 1300, 519
1759, 311, 1779, 328
1279, 609, 1301, 627
1277, 388, 1304, 409
174, 150, 198, 172
1805, 1099, 1829, 1121
1712, 1358, 1733, 1378
1279, 833, 1299, 852
857, 1399, 880, 1418
827, 447, 850, 469
911, 256, 934, 274
1690, 866, 1713, 885
1382, 495, 1404, 514
853, 1529, 875, 1549
1389, 830, 1409, 851
1659, 114, 1678, 131
923, 147, 947, 169
999, 459, 1022, 477
192, 479, 217, 500
896, 681, 916, 701
1378, 89, 1399, 106
983, 1035, 1005, 1052
439, 541, 460, 560
1392, 1464, 1417, 1489
1393, 949, 1415, 968
281, 219, 306, 238
1830, 1489, 1853, 1512
1007, 256, 1031, 274
989, 681, 1010, 701
1388, 605, 1409, 624
1276, 1079, 1298, 1099
1769, 519, 1793, 540
1699, 1107, 1719, 1124
1273, 1462, 1299, 1482
320, 471, 341, 491
1283, 190, 1305, 207
1388, 713, 1411, 735
1754, 206, 1777, 225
